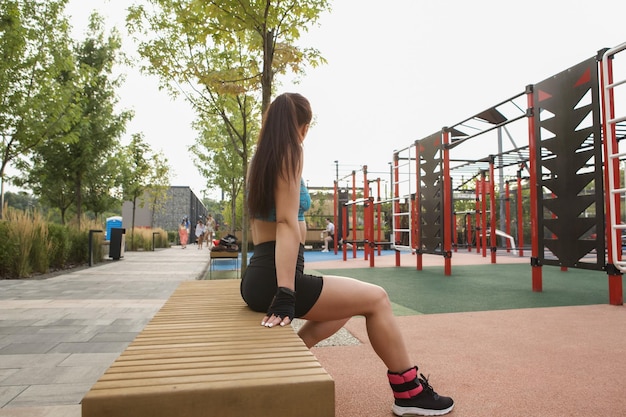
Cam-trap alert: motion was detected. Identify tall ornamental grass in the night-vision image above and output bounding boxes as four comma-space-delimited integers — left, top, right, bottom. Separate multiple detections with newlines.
0, 204, 168, 279
0, 206, 106, 279
127, 227, 169, 251
4, 206, 38, 278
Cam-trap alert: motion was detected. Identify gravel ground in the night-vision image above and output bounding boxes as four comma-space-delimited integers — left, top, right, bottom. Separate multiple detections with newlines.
291, 318, 362, 347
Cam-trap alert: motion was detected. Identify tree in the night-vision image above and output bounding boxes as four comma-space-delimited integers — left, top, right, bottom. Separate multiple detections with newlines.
0, 0, 81, 219
191, 105, 257, 235
127, 0, 330, 269
195, 0, 330, 115
2, 190, 38, 212
68, 14, 132, 226
144, 150, 171, 228
16, 13, 132, 226
119, 134, 171, 249
120, 134, 152, 250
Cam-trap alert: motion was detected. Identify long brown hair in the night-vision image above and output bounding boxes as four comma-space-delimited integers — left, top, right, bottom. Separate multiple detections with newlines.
247, 93, 312, 219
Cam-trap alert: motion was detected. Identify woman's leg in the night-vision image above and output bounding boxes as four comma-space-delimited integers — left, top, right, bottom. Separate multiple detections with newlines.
297, 318, 350, 348
301, 274, 412, 373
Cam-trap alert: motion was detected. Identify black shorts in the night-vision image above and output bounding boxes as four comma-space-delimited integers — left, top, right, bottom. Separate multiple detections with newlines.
240, 241, 324, 318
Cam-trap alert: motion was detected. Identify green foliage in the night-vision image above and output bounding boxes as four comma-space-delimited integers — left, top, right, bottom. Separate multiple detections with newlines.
4, 205, 37, 277
0, 0, 83, 219
220, 192, 245, 233
127, 0, 331, 270
167, 230, 177, 244
47, 223, 71, 270
0, 204, 110, 278
66, 226, 90, 266
119, 134, 172, 250
23, 12, 132, 226
0, 221, 14, 277
3, 191, 40, 211
30, 211, 51, 274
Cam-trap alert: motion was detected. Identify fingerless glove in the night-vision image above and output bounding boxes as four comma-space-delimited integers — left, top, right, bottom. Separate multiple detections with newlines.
266, 287, 296, 322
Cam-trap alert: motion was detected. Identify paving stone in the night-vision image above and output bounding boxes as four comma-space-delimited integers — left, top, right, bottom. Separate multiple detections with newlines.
0, 386, 27, 408
0, 344, 60, 355
6, 383, 91, 407
0, 404, 81, 416
88, 332, 138, 343
47, 341, 130, 354
57, 353, 119, 367
0, 354, 69, 369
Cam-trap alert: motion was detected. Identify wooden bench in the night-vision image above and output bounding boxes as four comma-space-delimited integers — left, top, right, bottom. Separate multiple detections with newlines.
209, 251, 239, 278
81, 280, 335, 417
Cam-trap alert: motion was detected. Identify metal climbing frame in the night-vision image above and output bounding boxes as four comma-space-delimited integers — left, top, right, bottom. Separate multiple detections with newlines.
601, 42, 626, 305
392, 144, 416, 266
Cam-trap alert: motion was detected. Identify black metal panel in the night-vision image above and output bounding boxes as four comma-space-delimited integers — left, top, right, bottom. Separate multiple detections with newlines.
417, 132, 444, 254
532, 56, 605, 270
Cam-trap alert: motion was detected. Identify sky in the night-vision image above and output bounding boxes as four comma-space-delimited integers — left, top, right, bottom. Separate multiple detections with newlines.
21, 0, 626, 200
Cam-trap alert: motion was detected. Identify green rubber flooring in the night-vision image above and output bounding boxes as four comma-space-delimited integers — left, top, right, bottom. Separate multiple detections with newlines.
312, 264, 620, 315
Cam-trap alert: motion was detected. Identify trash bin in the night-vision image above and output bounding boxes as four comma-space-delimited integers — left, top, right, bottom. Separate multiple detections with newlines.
109, 228, 126, 260
105, 216, 123, 241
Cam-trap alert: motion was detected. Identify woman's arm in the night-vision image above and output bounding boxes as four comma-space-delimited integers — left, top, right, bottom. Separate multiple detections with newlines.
262, 167, 302, 328
274, 170, 302, 291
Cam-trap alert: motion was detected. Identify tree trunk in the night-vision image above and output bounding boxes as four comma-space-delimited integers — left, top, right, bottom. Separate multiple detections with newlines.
241, 154, 249, 272
75, 175, 83, 229
131, 196, 137, 251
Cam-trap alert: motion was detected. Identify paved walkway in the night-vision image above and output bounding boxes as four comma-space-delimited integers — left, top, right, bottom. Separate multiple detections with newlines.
0, 246, 211, 417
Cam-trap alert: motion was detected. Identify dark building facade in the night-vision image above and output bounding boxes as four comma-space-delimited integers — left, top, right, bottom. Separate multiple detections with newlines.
122, 186, 207, 233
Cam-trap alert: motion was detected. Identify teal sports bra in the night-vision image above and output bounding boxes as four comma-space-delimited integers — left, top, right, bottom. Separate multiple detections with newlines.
256, 178, 311, 222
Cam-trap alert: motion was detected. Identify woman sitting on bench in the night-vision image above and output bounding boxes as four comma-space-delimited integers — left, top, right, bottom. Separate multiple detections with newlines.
241, 93, 453, 417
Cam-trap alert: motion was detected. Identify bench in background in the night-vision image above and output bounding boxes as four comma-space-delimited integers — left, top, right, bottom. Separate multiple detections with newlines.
209, 251, 240, 278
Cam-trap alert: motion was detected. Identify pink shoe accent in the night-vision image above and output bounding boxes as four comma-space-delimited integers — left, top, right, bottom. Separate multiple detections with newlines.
388, 366, 424, 399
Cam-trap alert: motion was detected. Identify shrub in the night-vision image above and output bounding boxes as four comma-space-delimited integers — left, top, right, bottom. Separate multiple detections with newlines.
126, 227, 169, 251
48, 223, 71, 270
67, 226, 89, 266
0, 221, 14, 278
30, 210, 51, 274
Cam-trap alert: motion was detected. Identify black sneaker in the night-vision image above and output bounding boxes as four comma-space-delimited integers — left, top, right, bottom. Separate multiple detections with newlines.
392, 373, 454, 416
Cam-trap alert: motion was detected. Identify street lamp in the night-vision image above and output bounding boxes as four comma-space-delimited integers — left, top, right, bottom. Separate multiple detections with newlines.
334, 160, 339, 187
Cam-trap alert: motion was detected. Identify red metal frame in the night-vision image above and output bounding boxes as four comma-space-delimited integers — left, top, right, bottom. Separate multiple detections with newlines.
342, 205, 348, 261
351, 171, 357, 259
489, 159, 497, 264
442, 131, 452, 275
333, 180, 338, 255
393, 153, 401, 267
363, 166, 369, 262
415, 141, 423, 270
527, 85, 542, 292
516, 170, 524, 257
505, 181, 511, 253
481, 172, 488, 258
466, 213, 473, 252
376, 178, 382, 256
599, 51, 624, 305
475, 180, 481, 254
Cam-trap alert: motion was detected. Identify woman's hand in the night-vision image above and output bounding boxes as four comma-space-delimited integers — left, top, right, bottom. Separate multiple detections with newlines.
261, 287, 295, 327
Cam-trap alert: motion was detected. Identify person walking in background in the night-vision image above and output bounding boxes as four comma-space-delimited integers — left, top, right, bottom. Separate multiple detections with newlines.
241, 93, 453, 416
195, 220, 205, 249
178, 219, 189, 249
321, 217, 335, 252
205, 214, 216, 249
